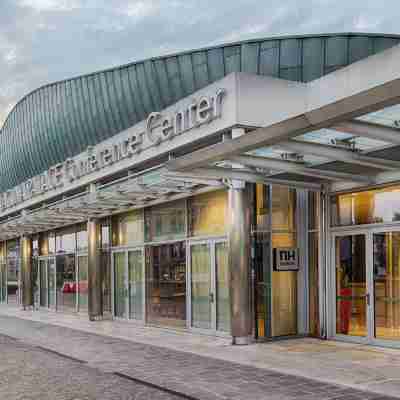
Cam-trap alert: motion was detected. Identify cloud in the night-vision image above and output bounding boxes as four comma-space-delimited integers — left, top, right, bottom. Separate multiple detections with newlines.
18, 0, 81, 12
0, 0, 399, 127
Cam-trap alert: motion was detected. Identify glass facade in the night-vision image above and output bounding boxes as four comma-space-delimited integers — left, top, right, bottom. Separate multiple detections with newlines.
188, 190, 227, 237
106, 190, 230, 332
147, 242, 187, 327
331, 185, 400, 226
332, 186, 400, 344
335, 235, 367, 337
255, 184, 298, 339
145, 200, 186, 242
308, 192, 320, 337
373, 232, 400, 341
6, 240, 20, 305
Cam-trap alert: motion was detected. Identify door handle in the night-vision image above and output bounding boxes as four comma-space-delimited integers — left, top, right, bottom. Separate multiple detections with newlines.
365, 293, 371, 306
209, 292, 214, 303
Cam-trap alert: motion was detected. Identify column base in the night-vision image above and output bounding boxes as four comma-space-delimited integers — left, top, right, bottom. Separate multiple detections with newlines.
232, 336, 251, 345
89, 315, 103, 321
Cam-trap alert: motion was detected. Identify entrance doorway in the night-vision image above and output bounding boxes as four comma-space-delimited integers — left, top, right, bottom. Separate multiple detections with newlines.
188, 240, 230, 333
146, 242, 186, 328
332, 229, 400, 346
36, 255, 88, 313
112, 248, 145, 321
37, 257, 56, 309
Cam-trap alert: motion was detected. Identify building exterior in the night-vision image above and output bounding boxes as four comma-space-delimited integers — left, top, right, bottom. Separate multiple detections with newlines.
1, 33, 400, 347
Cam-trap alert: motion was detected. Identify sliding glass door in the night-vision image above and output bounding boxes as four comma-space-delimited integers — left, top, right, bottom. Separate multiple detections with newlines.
189, 239, 230, 334
332, 229, 400, 346
112, 248, 144, 321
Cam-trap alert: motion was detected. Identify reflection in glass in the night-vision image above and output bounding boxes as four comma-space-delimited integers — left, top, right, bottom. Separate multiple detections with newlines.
332, 185, 400, 226
373, 232, 400, 341
145, 201, 186, 242
76, 228, 88, 253
191, 244, 212, 329
216, 242, 230, 332
0, 261, 7, 303
271, 186, 296, 231
32, 258, 39, 307
56, 254, 76, 312
113, 211, 144, 246
272, 232, 297, 337
128, 251, 143, 320
335, 235, 367, 337
48, 258, 56, 309
39, 259, 48, 307
114, 252, 126, 318
254, 232, 271, 338
78, 256, 88, 312
102, 250, 112, 313
147, 242, 186, 327
56, 227, 76, 254
188, 191, 227, 237
256, 184, 270, 231
309, 232, 320, 337
6, 240, 20, 304
308, 191, 320, 230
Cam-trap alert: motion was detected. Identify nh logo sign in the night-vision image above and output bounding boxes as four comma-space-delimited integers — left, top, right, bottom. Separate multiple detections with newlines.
274, 248, 299, 271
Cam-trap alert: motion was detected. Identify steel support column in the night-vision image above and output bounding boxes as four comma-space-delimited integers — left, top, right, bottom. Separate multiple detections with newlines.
229, 180, 251, 345
88, 219, 103, 320
20, 236, 33, 309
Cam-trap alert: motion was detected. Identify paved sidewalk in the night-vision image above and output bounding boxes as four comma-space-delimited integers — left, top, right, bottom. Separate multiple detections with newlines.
0, 335, 182, 400
0, 305, 400, 399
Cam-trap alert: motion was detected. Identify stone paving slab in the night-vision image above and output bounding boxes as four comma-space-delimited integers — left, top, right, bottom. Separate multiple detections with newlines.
0, 314, 398, 400
0, 334, 182, 400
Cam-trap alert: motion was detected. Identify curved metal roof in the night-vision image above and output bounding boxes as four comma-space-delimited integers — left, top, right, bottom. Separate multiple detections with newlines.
1, 32, 400, 192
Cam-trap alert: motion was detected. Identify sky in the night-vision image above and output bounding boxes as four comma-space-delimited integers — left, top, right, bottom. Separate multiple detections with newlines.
1, 0, 399, 127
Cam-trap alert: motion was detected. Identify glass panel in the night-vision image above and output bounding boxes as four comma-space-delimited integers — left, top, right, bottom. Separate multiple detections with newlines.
114, 252, 126, 318
255, 232, 271, 338
7, 240, 20, 304
77, 255, 88, 312
32, 258, 39, 307
48, 258, 56, 309
188, 191, 227, 237
272, 269, 297, 336
308, 191, 320, 230
147, 242, 186, 327
272, 232, 297, 336
271, 186, 296, 231
114, 211, 144, 246
6, 258, 19, 304
191, 244, 212, 329
373, 232, 400, 341
216, 242, 230, 332
0, 262, 7, 303
56, 254, 76, 312
76, 229, 88, 253
256, 184, 270, 231
101, 250, 112, 313
56, 227, 76, 254
332, 185, 400, 227
101, 225, 110, 249
39, 259, 48, 307
145, 200, 186, 242
309, 232, 320, 337
335, 235, 367, 336
128, 250, 143, 320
